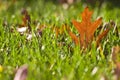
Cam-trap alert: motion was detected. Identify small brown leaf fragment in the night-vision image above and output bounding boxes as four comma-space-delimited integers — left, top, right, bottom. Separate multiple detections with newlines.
112, 46, 120, 63
2, 19, 8, 27
14, 64, 28, 80
55, 27, 59, 38
10, 27, 14, 33
114, 62, 120, 80
54, 24, 70, 38
21, 9, 31, 33
112, 46, 120, 80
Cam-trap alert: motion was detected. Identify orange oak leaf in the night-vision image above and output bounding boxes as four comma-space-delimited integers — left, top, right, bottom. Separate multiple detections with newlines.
96, 21, 115, 47
96, 28, 109, 47
69, 31, 79, 45
70, 7, 102, 48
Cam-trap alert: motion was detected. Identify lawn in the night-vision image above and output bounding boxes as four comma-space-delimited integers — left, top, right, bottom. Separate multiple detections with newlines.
0, 0, 120, 80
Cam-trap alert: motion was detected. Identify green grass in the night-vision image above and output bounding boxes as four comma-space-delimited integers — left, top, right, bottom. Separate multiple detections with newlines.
0, 0, 120, 80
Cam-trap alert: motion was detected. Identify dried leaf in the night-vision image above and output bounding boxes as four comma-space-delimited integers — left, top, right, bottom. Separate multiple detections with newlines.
21, 9, 31, 33
96, 28, 109, 47
55, 27, 59, 37
111, 46, 120, 80
111, 45, 120, 63
114, 62, 120, 80
69, 31, 79, 45
70, 7, 102, 48
97, 20, 116, 47
14, 64, 28, 80
2, 19, 8, 27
